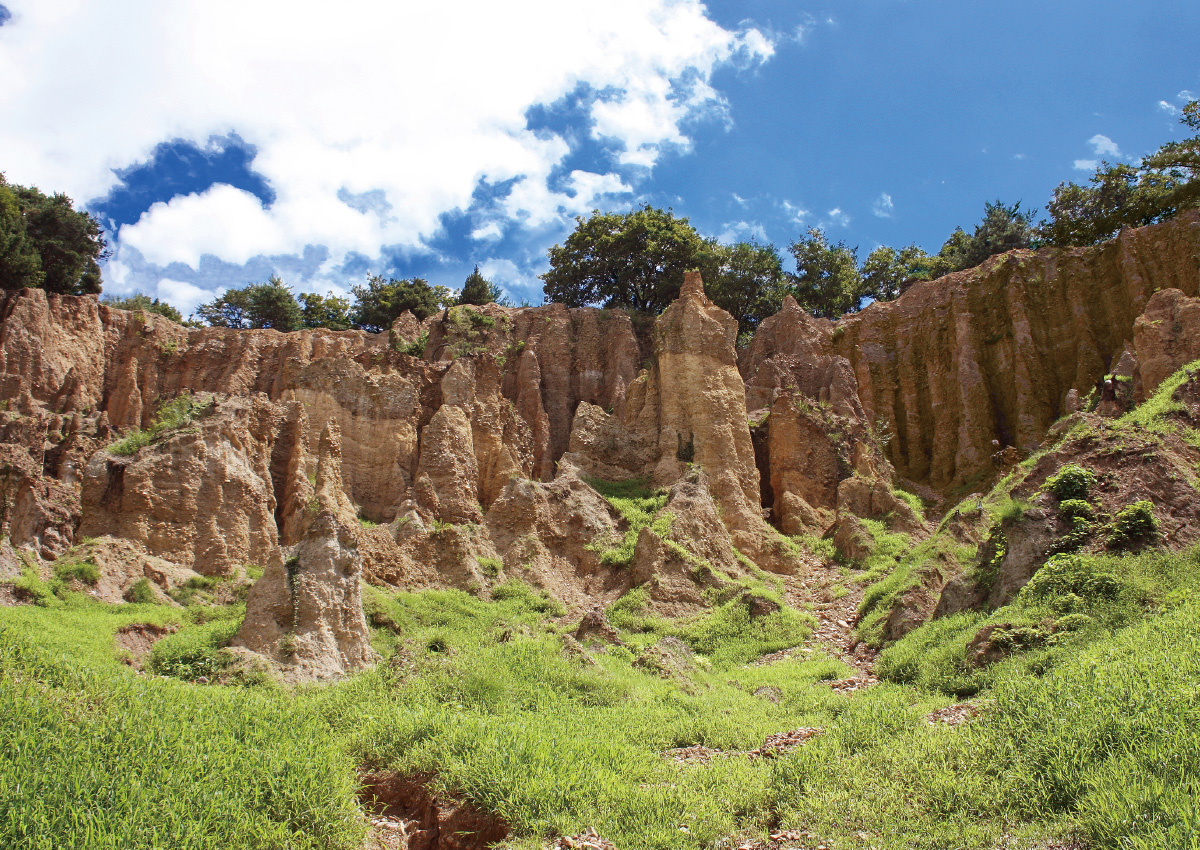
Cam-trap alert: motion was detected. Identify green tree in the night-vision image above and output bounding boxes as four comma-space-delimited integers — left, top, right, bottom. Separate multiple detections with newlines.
298, 292, 353, 330
861, 244, 947, 302
786, 228, 864, 318
939, 200, 1036, 271
350, 275, 446, 332
1041, 100, 1200, 247
0, 182, 42, 289
706, 240, 787, 337
197, 275, 302, 331
458, 265, 502, 306
0, 173, 107, 295
541, 205, 717, 314
100, 293, 184, 323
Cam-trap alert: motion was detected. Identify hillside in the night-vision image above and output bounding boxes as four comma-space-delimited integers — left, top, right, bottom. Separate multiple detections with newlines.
2, 212, 1200, 849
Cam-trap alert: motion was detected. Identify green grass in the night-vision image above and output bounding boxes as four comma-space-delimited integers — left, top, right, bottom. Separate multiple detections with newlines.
4, 543, 1200, 849
584, 477, 672, 567
108, 394, 215, 456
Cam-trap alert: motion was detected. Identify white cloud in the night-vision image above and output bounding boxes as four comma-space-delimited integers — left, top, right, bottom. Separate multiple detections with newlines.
1160, 100, 1179, 116
1180, 90, 1196, 102
1013, 153, 1026, 160
717, 220, 768, 244
156, 279, 215, 317
781, 200, 809, 226
871, 192, 893, 218
471, 222, 504, 242
824, 208, 850, 228
0, 0, 774, 288
1087, 134, 1121, 158
732, 192, 749, 208
1074, 159, 1099, 171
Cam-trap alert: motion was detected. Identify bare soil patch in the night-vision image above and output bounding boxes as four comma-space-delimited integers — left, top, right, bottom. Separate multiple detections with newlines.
359, 770, 510, 850
114, 622, 177, 668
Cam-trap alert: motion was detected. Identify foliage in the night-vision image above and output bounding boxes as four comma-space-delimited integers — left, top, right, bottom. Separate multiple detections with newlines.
458, 265, 502, 306
0, 173, 107, 295
53, 559, 99, 586
108, 394, 213, 456
584, 476, 672, 567
785, 227, 864, 318
937, 200, 1036, 272
860, 244, 947, 302
1107, 500, 1157, 550
1041, 100, 1200, 246
1021, 553, 1121, 602
126, 578, 157, 604
1045, 463, 1095, 501
100, 293, 183, 323
298, 291, 353, 330
1057, 498, 1093, 520
705, 240, 788, 336
197, 274, 302, 331
350, 274, 448, 332
541, 205, 718, 314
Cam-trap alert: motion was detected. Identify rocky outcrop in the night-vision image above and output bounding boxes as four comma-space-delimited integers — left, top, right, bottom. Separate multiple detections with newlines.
831, 210, 1200, 490
235, 509, 378, 680
1133, 288, 1200, 396
79, 395, 286, 575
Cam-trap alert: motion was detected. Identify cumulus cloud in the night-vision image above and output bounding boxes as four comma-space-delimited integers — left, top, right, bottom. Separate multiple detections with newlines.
871, 192, 893, 218
1087, 134, 1121, 158
0, 0, 774, 292
1074, 159, 1099, 172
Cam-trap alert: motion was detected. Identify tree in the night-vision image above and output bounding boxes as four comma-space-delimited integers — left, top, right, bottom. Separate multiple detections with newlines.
100, 293, 184, 323
298, 292, 353, 330
0, 173, 107, 295
0, 182, 42, 289
197, 275, 302, 331
350, 275, 447, 332
786, 228, 864, 319
541, 205, 717, 314
1041, 100, 1200, 247
706, 241, 787, 337
458, 265, 502, 306
861, 244, 947, 302
939, 200, 1036, 271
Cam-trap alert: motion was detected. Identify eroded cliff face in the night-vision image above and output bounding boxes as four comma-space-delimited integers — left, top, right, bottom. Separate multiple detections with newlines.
826, 210, 1200, 491
3, 211, 1199, 674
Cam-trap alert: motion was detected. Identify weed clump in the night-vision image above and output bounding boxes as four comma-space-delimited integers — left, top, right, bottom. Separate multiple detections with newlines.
1045, 463, 1094, 501
108, 394, 214, 456
584, 476, 671, 567
1107, 500, 1157, 550
53, 559, 99, 586
1021, 553, 1121, 603
1057, 498, 1093, 520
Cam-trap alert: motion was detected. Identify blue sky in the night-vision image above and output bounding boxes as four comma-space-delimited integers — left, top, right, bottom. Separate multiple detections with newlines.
0, 1, 1196, 315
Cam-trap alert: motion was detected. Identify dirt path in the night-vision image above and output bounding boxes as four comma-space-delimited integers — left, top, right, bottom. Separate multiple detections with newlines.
757, 553, 878, 691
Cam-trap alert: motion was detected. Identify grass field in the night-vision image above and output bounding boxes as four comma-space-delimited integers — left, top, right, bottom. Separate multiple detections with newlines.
3, 540, 1199, 850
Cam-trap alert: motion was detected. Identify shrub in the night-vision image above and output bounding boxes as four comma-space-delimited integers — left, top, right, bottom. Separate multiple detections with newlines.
1045, 463, 1095, 501
1108, 500, 1157, 549
1021, 554, 1121, 602
53, 559, 100, 585
108, 394, 214, 456
126, 578, 156, 604
147, 619, 240, 680
1057, 499, 1093, 520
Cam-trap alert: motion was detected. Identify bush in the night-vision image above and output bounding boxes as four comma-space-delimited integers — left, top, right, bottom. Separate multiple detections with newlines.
109, 394, 214, 456
126, 578, 156, 604
1021, 554, 1121, 603
53, 560, 99, 585
1108, 500, 1157, 549
1045, 464, 1095, 501
147, 619, 240, 680
1057, 499, 1093, 520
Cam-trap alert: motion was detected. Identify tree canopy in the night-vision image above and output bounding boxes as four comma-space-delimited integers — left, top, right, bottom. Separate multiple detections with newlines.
197, 275, 303, 331
350, 275, 448, 333
0, 174, 107, 295
785, 228, 864, 319
100, 293, 184, 323
938, 200, 1036, 272
458, 265, 502, 306
299, 292, 353, 331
